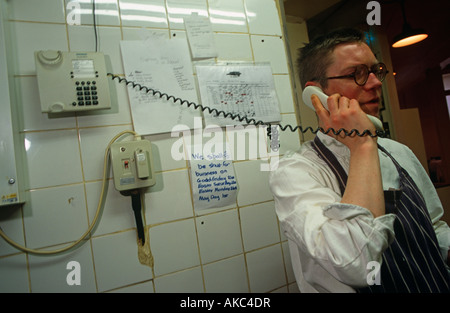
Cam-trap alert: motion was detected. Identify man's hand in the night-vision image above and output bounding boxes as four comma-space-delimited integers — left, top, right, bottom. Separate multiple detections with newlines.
311, 93, 377, 151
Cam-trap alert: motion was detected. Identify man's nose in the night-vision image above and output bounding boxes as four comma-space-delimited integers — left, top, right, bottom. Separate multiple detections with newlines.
364, 72, 383, 89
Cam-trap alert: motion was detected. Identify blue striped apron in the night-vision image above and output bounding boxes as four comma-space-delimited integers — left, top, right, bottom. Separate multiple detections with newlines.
312, 136, 450, 293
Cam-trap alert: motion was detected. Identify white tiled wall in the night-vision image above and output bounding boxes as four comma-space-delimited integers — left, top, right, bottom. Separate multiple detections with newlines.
0, 0, 301, 293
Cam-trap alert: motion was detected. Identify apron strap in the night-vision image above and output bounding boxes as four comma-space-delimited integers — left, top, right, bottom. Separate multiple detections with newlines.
312, 136, 348, 196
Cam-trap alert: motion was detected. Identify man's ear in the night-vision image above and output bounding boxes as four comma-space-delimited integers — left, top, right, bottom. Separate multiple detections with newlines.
304, 81, 321, 88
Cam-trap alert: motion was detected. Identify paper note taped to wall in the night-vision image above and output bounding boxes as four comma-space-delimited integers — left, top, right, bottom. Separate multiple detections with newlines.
189, 144, 238, 211
184, 13, 218, 59
196, 63, 281, 127
120, 39, 200, 135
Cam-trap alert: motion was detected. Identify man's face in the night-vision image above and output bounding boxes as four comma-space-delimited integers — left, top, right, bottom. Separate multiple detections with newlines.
322, 43, 383, 117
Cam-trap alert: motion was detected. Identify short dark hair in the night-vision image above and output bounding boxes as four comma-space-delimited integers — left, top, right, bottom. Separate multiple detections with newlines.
297, 28, 366, 89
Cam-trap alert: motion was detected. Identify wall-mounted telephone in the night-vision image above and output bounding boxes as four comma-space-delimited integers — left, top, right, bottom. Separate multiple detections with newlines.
302, 86, 384, 132
110, 138, 156, 192
35, 50, 111, 113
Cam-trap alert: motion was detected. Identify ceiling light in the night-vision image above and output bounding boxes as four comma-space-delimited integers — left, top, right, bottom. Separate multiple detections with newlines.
392, 0, 428, 48
392, 23, 428, 48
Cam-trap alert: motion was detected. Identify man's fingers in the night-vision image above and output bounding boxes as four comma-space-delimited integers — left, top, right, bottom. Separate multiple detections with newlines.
311, 94, 328, 117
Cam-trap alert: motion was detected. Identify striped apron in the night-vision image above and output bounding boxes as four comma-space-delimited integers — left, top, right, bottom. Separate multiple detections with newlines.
312, 136, 450, 293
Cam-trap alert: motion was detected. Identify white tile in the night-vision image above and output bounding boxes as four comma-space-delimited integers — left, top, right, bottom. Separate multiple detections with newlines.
246, 244, 286, 292
166, 0, 208, 30
215, 33, 253, 62
23, 129, 83, 189
28, 242, 96, 292
282, 241, 295, 284
244, 0, 282, 35
0, 205, 26, 257
149, 219, 199, 276
85, 180, 137, 237
272, 285, 288, 293
23, 184, 88, 249
92, 230, 153, 292
65, 0, 120, 26
278, 113, 301, 155
196, 209, 243, 263
67, 25, 123, 74
154, 267, 204, 292
240, 201, 279, 251
10, 22, 68, 75
0, 254, 29, 293
203, 255, 248, 292
144, 170, 193, 225
170, 29, 186, 39
78, 125, 133, 182
144, 133, 188, 172
226, 125, 268, 161
119, 0, 168, 28
0, 0, 301, 295
122, 27, 170, 41
251, 35, 289, 74
208, 0, 247, 33
8, 0, 66, 23
279, 226, 287, 242
233, 160, 272, 206
15, 77, 77, 132
288, 282, 300, 293
109, 280, 154, 293
273, 74, 295, 113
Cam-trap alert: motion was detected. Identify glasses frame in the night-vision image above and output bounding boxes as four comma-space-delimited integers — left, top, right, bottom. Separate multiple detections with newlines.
325, 62, 389, 86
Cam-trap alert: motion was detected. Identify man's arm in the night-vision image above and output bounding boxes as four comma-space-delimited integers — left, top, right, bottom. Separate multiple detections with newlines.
311, 94, 385, 217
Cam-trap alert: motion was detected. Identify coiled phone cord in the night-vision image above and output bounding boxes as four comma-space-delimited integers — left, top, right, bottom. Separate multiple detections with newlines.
107, 73, 388, 141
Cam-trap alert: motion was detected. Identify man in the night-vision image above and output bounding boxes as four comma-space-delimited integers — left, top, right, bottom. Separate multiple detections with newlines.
269, 28, 450, 293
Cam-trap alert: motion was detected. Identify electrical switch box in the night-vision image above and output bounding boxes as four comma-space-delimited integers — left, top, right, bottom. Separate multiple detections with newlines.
110, 139, 156, 191
35, 50, 111, 113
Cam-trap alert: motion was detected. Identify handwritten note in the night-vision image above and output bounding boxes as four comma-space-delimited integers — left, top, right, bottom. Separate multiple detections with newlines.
120, 39, 200, 135
184, 13, 218, 59
190, 146, 238, 211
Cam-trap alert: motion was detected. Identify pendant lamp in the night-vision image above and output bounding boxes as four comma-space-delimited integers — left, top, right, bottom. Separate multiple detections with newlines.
392, 0, 428, 48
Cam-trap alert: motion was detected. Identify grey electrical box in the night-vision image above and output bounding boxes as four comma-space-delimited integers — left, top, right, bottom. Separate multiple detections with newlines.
0, 11, 25, 207
110, 139, 156, 192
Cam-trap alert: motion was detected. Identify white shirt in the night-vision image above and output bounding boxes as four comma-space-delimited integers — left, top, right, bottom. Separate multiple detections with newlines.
269, 132, 450, 293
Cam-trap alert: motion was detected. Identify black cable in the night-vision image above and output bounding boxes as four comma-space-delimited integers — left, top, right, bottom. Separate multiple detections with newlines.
130, 190, 145, 244
107, 73, 387, 141
92, 0, 98, 52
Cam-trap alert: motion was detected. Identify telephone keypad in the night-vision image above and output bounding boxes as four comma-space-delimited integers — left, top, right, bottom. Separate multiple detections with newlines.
74, 81, 99, 106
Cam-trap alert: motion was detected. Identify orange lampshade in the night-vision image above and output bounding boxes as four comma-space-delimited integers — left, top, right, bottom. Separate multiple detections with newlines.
392, 23, 428, 48
392, 0, 428, 48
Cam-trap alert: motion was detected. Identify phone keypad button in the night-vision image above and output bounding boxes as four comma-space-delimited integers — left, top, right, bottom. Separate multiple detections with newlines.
74, 81, 99, 108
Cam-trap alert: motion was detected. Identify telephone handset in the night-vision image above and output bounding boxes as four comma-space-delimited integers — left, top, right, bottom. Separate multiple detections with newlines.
35, 50, 111, 113
302, 86, 383, 132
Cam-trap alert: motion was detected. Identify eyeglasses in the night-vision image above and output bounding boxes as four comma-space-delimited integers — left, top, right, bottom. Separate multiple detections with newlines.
325, 63, 389, 86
